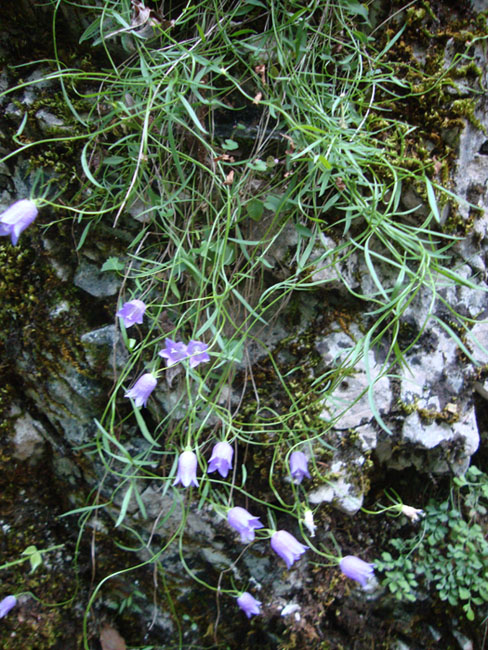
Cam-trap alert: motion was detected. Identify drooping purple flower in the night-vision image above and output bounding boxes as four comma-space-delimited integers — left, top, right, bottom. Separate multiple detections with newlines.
208, 441, 234, 478
227, 506, 263, 543
173, 450, 199, 488
124, 372, 157, 407
289, 451, 311, 484
270, 530, 307, 569
186, 340, 210, 368
0, 199, 38, 245
158, 338, 188, 366
236, 592, 261, 618
116, 299, 146, 328
339, 555, 374, 587
0, 595, 17, 619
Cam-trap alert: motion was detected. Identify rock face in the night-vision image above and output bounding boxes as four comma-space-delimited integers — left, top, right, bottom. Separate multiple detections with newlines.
1, 1, 488, 649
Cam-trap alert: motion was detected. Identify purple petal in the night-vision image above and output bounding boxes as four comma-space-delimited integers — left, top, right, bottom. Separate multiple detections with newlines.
339, 555, 374, 587
0, 595, 17, 618
236, 592, 261, 618
0, 199, 38, 245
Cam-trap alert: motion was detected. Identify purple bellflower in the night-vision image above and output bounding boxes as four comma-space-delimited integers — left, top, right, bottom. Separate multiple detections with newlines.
117, 299, 146, 328
208, 441, 234, 478
227, 506, 264, 543
289, 451, 311, 484
173, 450, 199, 488
236, 592, 261, 618
270, 530, 308, 569
0, 199, 38, 245
124, 372, 157, 407
339, 555, 374, 587
159, 338, 188, 366
186, 340, 210, 368
0, 595, 17, 619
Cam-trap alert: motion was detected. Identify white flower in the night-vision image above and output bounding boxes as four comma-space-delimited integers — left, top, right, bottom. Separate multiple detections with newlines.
401, 505, 424, 522
303, 509, 316, 537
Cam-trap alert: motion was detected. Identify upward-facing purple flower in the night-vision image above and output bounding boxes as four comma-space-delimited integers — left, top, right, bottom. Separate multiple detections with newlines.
227, 506, 263, 543
339, 555, 374, 587
0, 199, 38, 245
186, 340, 210, 368
124, 372, 157, 407
159, 338, 188, 366
289, 451, 311, 484
208, 441, 234, 478
173, 450, 198, 488
270, 530, 307, 569
236, 592, 261, 618
0, 595, 17, 619
117, 299, 146, 328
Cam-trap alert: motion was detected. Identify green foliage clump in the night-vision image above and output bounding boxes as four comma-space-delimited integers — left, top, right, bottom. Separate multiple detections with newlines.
376, 466, 488, 621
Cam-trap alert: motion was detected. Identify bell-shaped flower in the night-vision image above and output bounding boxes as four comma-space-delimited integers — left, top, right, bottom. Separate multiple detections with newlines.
117, 299, 146, 328
207, 441, 234, 478
186, 340, 210, 368
270, 530, 307, 569
400, 504, 424, 522
0, 595, 17, 618
227, 506, 263, 543
0, 199, 38, 245
236, 592, 261, 618
124, 372, 157, 407
339, 555, 374, 587
159, 338, 188, 366
173, 450, 199, 488
289, 451, 311, 484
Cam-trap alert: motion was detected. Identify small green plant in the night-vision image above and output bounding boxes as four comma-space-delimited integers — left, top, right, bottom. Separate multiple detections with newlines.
376, 466, 488, 621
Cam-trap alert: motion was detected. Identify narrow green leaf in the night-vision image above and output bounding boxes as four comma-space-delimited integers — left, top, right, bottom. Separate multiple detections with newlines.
425, 176, 440, 223
179, 94, 207, 133
76, 221, 92, 251
133, 407, 160, 446
241, 463, 247, 486
115, 483, 134, 527
81, 142, 104, 189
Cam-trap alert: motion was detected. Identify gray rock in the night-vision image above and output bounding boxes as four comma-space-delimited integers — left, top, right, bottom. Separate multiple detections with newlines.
308, 459, 365, 514
35, 109, 72, 136
11, 413, 46, 462
377, 406, 478, 474
74, 260, 121, 297
469, 320, 488, 365
317, 327, 392, 430
81, 324, 128, 372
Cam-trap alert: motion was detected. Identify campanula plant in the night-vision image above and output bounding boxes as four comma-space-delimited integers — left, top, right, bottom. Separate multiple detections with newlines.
339, 556, 375, 587
236, 592, 261, 618
289, 451, 311, 484
124, 373, 157, 408
270, 530, 308, 569
227, 506, 263, 543
159, 338, 189, 366
159, 339, 210, 368
173, 450, 199, 488
14, 0, 487, 643
207, 441, 234, 478
117, 299, 146, 328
